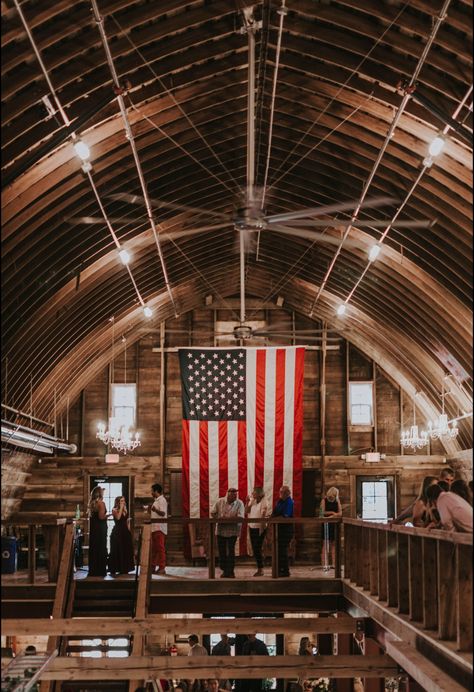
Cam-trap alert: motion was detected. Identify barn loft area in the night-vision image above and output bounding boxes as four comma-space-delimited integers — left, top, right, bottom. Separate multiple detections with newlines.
1, 0, 472, 691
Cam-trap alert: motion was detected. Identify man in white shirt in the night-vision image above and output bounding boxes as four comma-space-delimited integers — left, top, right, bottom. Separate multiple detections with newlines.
187, 635, 208, 692
211, 488, 245, 578
147, 483, 168, 574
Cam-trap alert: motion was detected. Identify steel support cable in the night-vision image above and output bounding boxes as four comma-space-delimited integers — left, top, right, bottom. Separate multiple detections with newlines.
256, 0, 287, 262
12, 0, 151, 334
343, 83, 474, 307
110, 14, 240, 195
266, 1, 411, 190
91, 0, 177, 317
309, 0, 453, 316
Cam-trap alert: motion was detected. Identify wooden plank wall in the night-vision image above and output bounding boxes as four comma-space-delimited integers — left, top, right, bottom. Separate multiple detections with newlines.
1, 451, 36, 519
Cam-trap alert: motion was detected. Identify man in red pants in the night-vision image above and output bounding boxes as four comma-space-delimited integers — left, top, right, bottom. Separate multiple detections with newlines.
147, 483, 168, 574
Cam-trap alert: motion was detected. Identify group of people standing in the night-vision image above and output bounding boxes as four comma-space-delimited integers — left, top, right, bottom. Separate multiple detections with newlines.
87, 482, 168, 577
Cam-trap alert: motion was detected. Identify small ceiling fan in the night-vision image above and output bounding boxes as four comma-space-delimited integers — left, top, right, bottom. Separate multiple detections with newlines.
67, 5, 431, 342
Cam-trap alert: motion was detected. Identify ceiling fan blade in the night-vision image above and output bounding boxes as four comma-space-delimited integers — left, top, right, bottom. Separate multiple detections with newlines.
278, 219, 432, 229
164, 222, 232, 240
266, 225, 363, 248
264, 196, 396, 224
258, 333, 339, 343
65, 216, 146, 225
107, 192, 231, 221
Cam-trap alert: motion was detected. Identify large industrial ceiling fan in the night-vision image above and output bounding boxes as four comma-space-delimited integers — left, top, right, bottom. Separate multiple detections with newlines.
68, 5, 430, 342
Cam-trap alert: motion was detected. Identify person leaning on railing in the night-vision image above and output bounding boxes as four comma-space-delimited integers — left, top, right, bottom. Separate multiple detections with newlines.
426, 484, 473, 532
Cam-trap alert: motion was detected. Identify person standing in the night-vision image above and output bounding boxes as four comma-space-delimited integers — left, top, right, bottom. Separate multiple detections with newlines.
211, 634, 234, 690
187, 635, 208, 692
319, 487, 342, 570
145, 483, 168, 574
245, 487, 271, 576
211, 488, 245, 578
108, 496, 135, 575
87, 486, 108, 577
271, 485, 294, 577
240, 634, 269, 692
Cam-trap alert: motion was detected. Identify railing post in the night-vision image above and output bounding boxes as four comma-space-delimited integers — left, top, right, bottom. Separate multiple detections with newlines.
408, 535, 423, 622
28, 524, 36, 584
369, 528, 378, 596
421, 537, 438, 630
397, 533, 409, 614
208, 519, 215, 580
271, 522, 278, 578
456, 543, 473, 651
334, 521, 341, 578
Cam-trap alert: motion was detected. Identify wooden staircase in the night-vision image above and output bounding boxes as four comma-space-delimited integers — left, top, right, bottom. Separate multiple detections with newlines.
71, 580, 136, 617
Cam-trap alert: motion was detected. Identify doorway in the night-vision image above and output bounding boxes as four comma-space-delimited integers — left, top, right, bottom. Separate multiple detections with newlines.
89, 475, 131, 551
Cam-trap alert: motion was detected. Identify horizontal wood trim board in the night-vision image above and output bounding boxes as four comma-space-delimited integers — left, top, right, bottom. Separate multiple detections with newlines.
40, 654, 399, 680
1, 616, 360, 637
385, 640, 469, 692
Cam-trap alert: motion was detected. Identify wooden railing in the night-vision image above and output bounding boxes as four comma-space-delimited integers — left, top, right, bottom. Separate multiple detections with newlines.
1, 517, 67, 583
343, 518, 473, 653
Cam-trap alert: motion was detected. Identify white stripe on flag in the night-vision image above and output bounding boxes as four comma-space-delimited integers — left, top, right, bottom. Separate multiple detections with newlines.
263, 348, 276, 502
208, 421, 220, 512
189, 420, 200, 518
227, 421, 239, 491
283, 347, 295, 490
246, 348, 256, 495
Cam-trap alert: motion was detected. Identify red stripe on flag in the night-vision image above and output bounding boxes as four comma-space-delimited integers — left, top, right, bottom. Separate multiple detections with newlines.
199, 421, 209, 519
254, 350, 266, 489
182, 420, 190, 519
238, 420, 248, 554
292, 347, 305, 516
273, 349, 286, 501
218, 421, 228, 498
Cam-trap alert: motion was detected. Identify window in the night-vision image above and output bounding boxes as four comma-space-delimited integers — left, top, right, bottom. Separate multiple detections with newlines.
111, 383, 137, 430
356, 476, 395, 522
349, 382, 373, 425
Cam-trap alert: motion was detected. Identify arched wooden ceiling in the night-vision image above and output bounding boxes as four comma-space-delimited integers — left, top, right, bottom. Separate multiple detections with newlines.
1, 0, 472, 450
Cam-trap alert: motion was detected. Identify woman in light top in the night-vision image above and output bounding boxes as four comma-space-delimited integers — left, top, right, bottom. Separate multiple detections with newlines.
245, 487, 271, 576
320, 486, 342, 570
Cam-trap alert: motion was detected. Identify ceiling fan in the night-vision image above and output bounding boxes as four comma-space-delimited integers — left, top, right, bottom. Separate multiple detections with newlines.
67, 5, 431, 342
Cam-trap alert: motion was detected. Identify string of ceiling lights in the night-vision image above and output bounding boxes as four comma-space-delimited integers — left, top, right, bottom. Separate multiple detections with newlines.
310, 0, 453, 319
12, 0, 156, 321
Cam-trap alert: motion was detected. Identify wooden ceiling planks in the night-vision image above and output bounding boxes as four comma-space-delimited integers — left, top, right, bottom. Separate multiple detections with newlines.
1, 0, 472, 451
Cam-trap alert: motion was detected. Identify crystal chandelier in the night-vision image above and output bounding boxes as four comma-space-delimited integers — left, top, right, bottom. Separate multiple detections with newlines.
400, 396, 428, 450
97, 419, 141, 454
96, 320, 141, 454
427, 381, 459, 441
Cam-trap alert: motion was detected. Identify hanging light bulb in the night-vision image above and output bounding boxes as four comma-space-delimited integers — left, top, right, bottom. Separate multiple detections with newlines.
368, 245, 381, 262
336, 304, 346, 316
143, 305, 153, 318
73, 139, 90, 161
118, 248, 130, 265
428, 134, 445, 157
426, 380, 459, 441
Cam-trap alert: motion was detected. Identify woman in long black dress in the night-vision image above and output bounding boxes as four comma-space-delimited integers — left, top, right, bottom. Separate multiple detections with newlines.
320, 487, 342, 571
88, 486, 108, 577
108, 496, 135, 575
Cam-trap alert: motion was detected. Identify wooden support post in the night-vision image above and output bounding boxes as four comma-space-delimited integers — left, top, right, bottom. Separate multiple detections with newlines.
408, 535, 423, 622
345, 341, 350, 455
397, 533, 409, 614
129, 524, 152, 692
363, 638, 386, 692
28, 524, 36, 584
399, 387, 404, 456
437, 540, 456, 640
372, 360, 378, 451
456, 543, 472, 651
159, 321, 166, 483
334, 521, 341, 578
208, 520, 215, 580
43, 524, 59, 582
377, 529, 387, 602
422, 537, 438, 630
361, 527, 370, 591
335, 632, 354, 692
369, 528, 378, 596
272, 523, 278, 578
320, 321, 327, 491
386, 532, 398, 608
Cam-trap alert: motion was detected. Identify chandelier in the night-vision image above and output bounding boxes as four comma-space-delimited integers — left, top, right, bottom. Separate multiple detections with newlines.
97, 419, 141, 454
96, 320, 141, 454
427, 380, 459, 441
400, 396, 428, 450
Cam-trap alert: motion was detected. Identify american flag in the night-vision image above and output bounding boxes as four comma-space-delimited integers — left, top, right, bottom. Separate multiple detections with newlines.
179, 347, 305, 531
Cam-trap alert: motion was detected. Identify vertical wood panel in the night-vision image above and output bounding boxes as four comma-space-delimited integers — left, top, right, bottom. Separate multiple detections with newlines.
422, 537, 438, 630
377, 529, 387, 602
369, 528, 378, 596
437, 541, 457, 640
456, 544, 473, 651
386, 532, 398, 608
408, 535, 423, 622
397, 533, 409, 614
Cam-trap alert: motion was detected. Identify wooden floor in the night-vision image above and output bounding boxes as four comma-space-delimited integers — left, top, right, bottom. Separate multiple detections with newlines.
2, 564, 336, 583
